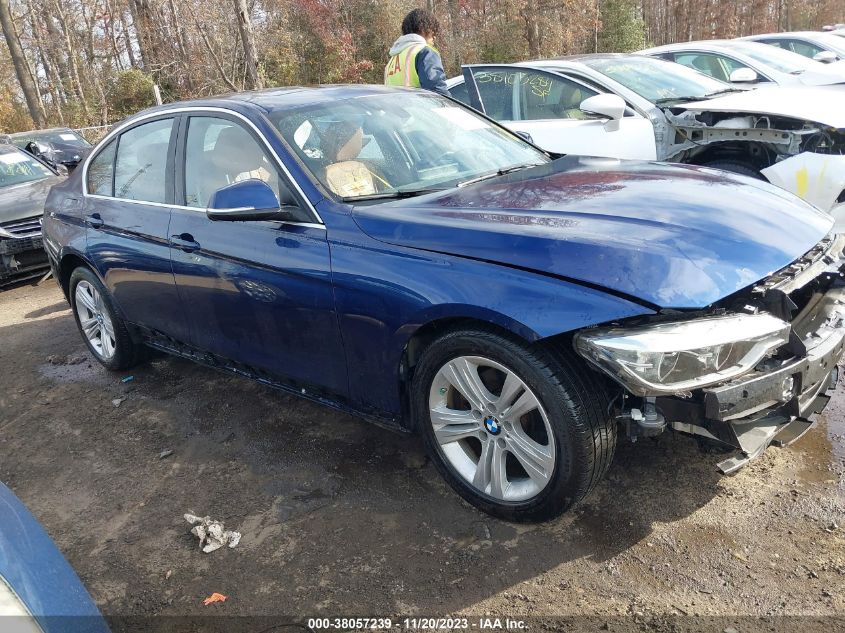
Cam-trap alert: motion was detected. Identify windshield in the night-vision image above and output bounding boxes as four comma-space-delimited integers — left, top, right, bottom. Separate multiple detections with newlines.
270, 92, 548, 200
12, 129, 91, 149
584, 56, 729, 103
726, 41, 817, 73
0, 147, 53, 188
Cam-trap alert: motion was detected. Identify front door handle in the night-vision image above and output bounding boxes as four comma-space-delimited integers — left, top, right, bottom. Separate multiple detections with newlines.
86, 213, 104, 228
169, 233, 201, 253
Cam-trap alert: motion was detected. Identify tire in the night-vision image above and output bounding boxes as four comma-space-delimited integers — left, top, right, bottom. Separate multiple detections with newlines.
411, 328, 616, 522
703, 161, 764, 180
69, 266, 146, 371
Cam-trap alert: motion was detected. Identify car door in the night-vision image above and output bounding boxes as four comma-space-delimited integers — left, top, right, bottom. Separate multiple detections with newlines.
84, 116, 191, 343
461, 65, 657, 160
168, 112, 347, 396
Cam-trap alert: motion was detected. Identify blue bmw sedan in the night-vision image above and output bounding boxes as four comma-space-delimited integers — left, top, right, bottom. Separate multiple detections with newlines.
42, 85, 845, 521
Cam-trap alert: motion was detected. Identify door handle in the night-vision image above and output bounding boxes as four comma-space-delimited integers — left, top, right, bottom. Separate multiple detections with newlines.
169, 233, 201, 253
86, 213, 104, 228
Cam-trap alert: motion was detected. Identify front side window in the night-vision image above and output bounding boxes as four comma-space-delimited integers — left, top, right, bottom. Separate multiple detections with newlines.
785, 39, 825, 58
672, 52, 739, 82
473, 70, 516, 120
0, 147, 52, 188
515, 70, 598, 121
183, 117, 286, 208
270, 92, 547, 201
114, 118, 173, 203
87, 139, 116, 196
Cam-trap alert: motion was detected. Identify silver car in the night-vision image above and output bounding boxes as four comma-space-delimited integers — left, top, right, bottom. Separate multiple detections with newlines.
640, 39, 845, 87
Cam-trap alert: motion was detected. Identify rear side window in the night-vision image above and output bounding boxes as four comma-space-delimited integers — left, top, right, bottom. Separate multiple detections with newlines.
87, 139, 116, 196
114, 118, 174, 203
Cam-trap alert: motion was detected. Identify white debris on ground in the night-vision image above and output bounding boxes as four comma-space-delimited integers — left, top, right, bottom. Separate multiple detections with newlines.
184, 513, 242, 553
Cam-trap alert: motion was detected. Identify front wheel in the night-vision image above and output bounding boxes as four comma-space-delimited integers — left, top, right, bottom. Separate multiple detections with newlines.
412, 329, 616, 522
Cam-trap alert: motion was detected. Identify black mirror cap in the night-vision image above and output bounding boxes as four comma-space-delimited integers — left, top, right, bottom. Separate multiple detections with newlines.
206, 206, 295, 222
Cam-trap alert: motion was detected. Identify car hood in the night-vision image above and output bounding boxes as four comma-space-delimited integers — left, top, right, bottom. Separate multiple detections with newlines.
0, 176, 63, 225
353, 157, 833, 309
679, 85, 845, 128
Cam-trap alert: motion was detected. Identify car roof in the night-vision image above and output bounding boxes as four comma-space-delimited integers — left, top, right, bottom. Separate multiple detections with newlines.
132, 84, 414, 119
9, 127, 77, 137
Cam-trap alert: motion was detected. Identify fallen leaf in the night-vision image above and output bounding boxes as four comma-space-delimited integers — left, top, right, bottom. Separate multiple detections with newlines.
203, 592, 227, 606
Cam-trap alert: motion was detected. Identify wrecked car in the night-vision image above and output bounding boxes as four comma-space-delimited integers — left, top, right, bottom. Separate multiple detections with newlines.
11, 127, 92, 172
448, 54, 845, 221
0, 143, 64, 286
43, 86, 844, 521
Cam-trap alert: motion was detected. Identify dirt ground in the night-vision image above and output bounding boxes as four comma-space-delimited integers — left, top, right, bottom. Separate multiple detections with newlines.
1, 280, 844, 630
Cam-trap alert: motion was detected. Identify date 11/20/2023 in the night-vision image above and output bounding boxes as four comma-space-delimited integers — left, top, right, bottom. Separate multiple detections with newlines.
306, 617, 528, 630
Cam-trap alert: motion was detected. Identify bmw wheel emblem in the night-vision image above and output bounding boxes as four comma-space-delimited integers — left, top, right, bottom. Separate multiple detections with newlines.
484, 417, 501, 435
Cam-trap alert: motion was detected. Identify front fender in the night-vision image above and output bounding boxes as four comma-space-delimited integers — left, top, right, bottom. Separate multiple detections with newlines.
762, 152, 845, 216
331, 223, 654, 417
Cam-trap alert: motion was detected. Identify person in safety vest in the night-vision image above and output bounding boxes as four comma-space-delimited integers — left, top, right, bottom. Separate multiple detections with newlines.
384, 8, 449, 96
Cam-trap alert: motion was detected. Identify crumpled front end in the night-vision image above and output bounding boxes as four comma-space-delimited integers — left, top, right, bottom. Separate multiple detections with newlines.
576, 233, 845, 473
0, 216, 48, 285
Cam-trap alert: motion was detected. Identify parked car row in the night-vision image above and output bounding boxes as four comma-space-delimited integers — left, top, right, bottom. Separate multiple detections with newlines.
447, 42, 845, 225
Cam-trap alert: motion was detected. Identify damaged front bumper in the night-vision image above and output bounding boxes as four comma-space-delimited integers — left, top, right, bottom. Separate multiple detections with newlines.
691, 284, 844, 473
0, 236, 48, 285
629, 237, 845, 473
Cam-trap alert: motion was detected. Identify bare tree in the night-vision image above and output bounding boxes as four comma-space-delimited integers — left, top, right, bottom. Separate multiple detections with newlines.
233, 0, 262, 89
0, 0, 46, 126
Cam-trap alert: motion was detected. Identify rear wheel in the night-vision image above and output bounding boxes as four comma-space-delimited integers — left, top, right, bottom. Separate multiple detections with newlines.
69, 266, 146, 371
412, 329, 616, 522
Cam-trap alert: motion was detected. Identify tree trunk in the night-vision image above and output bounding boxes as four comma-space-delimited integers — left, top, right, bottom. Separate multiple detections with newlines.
447, 0, 461, 71
233, 0, 262, 89
0, 0, 46, 127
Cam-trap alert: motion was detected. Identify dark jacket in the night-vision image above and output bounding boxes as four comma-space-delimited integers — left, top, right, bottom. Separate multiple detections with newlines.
415, 47, 449, 96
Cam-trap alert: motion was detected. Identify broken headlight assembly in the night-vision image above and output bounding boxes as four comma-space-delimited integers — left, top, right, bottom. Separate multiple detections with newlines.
573, 314, 790, 396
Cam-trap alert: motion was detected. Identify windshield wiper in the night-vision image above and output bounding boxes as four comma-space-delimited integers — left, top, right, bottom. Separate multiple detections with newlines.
457, 162, 544, 188
702, 88, 745, 97
342, 188, 444, 202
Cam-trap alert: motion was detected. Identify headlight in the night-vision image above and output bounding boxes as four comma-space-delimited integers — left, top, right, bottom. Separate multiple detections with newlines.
574, 313, 790, 396
0, 575, 42, 632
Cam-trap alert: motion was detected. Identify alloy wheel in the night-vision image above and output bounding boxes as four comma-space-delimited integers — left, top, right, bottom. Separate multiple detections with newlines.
74, 280, 116, 360
428, 355, 556, 501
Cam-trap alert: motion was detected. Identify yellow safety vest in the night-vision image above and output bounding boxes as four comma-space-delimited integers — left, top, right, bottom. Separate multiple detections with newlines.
384, 44, 427, 88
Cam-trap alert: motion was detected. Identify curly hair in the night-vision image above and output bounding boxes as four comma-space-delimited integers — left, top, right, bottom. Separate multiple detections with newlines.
401, 8, 440, 37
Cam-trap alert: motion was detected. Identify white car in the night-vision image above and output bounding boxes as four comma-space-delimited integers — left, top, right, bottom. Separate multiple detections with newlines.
640, 40, 845, 87
447, 54, 845, 221
742, 32, 845, 63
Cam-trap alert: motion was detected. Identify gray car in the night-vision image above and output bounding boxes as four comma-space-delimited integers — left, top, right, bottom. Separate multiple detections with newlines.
0, 144, 64, 285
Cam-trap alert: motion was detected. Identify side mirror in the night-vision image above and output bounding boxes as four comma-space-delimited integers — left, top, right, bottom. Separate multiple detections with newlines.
55, 164, 69, 176
206, 179, 293, 222
813, 51, 838, 64
579, 94, 626, 131
729, 68, 759, 83
514, 130, 534, 144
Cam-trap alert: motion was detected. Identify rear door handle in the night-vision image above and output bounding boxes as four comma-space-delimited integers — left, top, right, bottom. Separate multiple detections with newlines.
169, 233, 201, 253
86, 213, 104, 228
